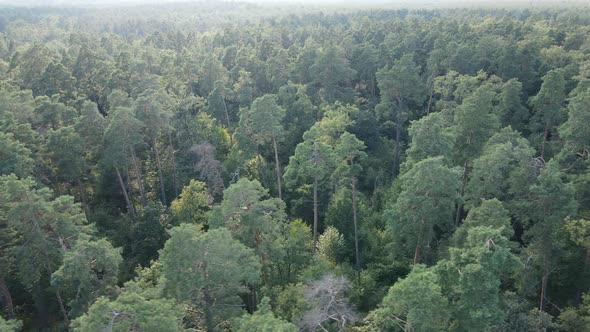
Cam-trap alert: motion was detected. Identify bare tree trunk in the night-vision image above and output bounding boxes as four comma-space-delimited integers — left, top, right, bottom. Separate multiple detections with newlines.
272, 134, 282, 199
392, 98, 403, 177
77, 177, 89, 221
540, 123, 549, 160
56, 290, 69, 326
352, 176, 361, 283
455, 160, 469, 226
426, 82, 434, 115
131, 150, 146, 208
153, 138, 167, 206
414, 232, 422, 265
203, 287, 214, 332
115, 167, 135, 218
256, 148, 269, 189
539, 263, 549, 311
0, 277, 15, 319
312, 176, 318, 253
34, 283, 49, 327
168, 132, 179, 198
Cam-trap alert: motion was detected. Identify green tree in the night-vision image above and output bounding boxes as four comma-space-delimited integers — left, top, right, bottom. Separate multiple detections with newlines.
0, 175, 87, 325
529, 69, 566, 160
211, 178, 286, 285
465, 127, 536, 216
70, 291, 183, 332
51, 234, 122, 318
160, 225, 260, 331
170, 179, 212, 226
309, 45, 356, 104
438, 199, 521, 331
134, 89, 174, 205
403, 111, 454, 170
46, 126, 89, 217
284, 126, 335, 251
239, 94, 286, 199
386, 157, 461, 264
0, 316, 21, 332
498, 79, 529, 133
559, 293, 590, 332
333, 132, 367, 281
365, 265, 450, 332
376, 54, 426, 176
0, 131, 34, 178
103, 102, 145, 217
524, 161, 577, 311
233, 297, 298, 332
452, 85, 500, 225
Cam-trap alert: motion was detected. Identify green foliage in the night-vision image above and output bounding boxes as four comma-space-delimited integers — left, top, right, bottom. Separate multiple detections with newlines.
170, 179, 212, 226
365, 265, 449, 332
386, 157, 461, 263
233, 297, 298, 332
0, 317, 21, 332
51, 234, 123, 318
70, 291, 183, 332
160, 224, 260, 329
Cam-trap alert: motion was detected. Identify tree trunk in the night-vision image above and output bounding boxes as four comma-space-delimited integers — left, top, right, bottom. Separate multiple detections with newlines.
153, 138, 167, 206
455, 160, 469, 226
272, 134, 283, 200
203, 287, 214, 332
312, 176, 319, 253
168, 132, 179, 198
426, 82, 434, 115
539, 273, 548, 311
414, 231, 422, 265
115, 167, 135, 218
256, 148, 269, 189
77, 177, 89, 221
352, 176, 361, 283
222, 96, 233, 146
392, 98, 403, 177
131, 150, 146, 208
34, 283, 49, 327
540, 123, 549, 160
0, 277, 15, 319
56, 289, 69, 326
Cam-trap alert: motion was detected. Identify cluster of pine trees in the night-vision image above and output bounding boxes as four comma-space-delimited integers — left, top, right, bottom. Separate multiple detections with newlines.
1, 2, 590, 331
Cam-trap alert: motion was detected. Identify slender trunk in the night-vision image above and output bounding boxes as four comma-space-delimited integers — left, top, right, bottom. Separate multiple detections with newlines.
222, 96, 233, 146
414, 231, 422, 265
455, 160, 469, 226
0, 277, 15, 319
256, 148, 269, 189
77, 177, 89, 221
539, 263, 549, 311
272, 134, 282, 199
312, 176, 319, 253
392, 98, 403, 177
115, 167, 135, 218
540, 124, 549, 160
131, 150, 146, 208
56, 289, 69, 326
34, 283, 49, 327
203, 287, 214, 332
168, 132, 179, 198
575, 247, 590, 305
352, 176, 361, 283
426, 83, 434, 115
153, 139, 167, 206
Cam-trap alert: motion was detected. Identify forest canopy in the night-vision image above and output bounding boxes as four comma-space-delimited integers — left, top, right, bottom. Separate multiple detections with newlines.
1, 1, 590, 331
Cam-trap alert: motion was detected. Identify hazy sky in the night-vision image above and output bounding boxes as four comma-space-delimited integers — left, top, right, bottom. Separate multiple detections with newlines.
0, 0, 583, 7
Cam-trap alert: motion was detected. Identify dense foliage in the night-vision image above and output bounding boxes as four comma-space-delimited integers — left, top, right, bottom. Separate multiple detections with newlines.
1, 1, 590, 331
